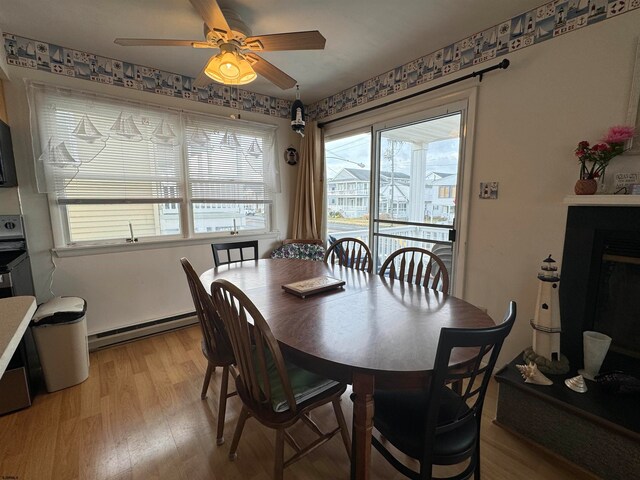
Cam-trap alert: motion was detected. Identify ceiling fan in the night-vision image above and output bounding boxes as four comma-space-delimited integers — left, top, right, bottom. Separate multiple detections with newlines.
114, 0, 326, 90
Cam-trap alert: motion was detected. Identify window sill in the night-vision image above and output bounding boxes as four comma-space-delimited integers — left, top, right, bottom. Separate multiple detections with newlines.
52, 231, 281, 258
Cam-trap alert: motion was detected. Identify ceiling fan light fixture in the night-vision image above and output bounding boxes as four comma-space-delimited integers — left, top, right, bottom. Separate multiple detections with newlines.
236, 54, 257, 84
204, 44, 256, 86
219, 51, 240, 79
114, 0, 325, 91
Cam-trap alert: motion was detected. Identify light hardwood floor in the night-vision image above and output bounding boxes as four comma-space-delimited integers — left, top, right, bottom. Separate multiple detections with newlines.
0, 326, 597, 480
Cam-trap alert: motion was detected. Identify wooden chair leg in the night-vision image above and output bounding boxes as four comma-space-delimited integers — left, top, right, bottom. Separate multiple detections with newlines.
216, 365, 230, 445
274, 428, 285, 480
332, 398, 352, 459
201, 363, 214, 399
229, 406, 249, 461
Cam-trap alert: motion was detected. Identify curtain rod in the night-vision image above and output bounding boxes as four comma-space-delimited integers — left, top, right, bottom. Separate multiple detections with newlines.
317, 59, 510, 128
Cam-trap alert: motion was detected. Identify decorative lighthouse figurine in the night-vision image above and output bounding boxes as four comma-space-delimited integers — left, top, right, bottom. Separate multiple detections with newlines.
523, 255, 570, 374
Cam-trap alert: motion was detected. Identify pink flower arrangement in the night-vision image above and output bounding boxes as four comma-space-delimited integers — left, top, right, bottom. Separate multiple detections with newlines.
575, 125, 635, 179
603, 125, 635, 144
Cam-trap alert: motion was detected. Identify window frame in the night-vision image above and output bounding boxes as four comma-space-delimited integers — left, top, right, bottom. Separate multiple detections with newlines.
323, 87, 478, 297
29, 83, 279, 249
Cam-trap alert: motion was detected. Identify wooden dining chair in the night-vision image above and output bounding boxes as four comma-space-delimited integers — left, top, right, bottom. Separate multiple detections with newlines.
379, 247, 450, 293
324, 237, 373, 273
212, 240, 259, 267
210, 278, 351, 480
371, 301, 517, 480
180, 258, 236, 445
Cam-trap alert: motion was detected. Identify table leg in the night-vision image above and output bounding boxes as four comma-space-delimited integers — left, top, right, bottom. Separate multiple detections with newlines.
350, 372, 375, 480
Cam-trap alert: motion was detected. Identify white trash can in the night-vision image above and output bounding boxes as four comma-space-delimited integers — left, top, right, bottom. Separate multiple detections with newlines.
31, 297, 89, 392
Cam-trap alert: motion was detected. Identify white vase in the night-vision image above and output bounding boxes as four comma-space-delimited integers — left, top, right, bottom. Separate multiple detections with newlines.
578, 331, 612, 380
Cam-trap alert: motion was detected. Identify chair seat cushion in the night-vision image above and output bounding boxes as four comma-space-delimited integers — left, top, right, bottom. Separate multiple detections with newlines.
256, 350, 339, 412
373, 386, 477, 460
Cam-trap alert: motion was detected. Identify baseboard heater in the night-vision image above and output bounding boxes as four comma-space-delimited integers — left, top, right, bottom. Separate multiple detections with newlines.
88, 311, 198, 351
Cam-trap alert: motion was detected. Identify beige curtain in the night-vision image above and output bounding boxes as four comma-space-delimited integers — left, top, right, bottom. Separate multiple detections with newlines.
291, 121, 324, 241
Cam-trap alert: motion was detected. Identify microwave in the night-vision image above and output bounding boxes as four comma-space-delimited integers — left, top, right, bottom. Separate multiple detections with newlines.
0, 119, 17, 187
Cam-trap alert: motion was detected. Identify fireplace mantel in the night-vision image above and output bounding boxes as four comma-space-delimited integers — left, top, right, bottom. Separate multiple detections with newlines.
564, 195, 640, 206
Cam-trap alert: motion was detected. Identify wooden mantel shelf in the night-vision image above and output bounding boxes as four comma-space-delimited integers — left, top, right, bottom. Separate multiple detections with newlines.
564, 195, 640, 206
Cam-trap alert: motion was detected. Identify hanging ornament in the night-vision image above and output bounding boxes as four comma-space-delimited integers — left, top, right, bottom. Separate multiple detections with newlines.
39, 138, 80, 167
150, 119, 179, 145
109, 112, 143, 142
72, 114, 105, 143
247, 138, 263, 157
190, 127, 211, 146
284, 146, 299, 165
291, 85, 305, 137
219, 129, 241, 150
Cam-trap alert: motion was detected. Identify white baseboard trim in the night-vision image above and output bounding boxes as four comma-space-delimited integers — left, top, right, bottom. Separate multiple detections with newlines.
88, 313, 198, 351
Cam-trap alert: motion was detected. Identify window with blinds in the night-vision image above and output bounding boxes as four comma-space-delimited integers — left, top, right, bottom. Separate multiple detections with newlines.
28, 83, 278, 245
184, 112, 276, 234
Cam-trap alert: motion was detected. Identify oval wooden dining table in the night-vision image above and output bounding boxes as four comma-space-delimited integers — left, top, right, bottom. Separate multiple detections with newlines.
200, 258, 494, 480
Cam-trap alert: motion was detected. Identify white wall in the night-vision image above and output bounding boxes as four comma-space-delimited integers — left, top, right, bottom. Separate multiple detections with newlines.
464, 13, 640, 363
3, 69, 301, 334
320, 11, 640, 364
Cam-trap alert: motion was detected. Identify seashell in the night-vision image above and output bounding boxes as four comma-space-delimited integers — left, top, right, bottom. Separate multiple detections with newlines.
516, 362, 553, 385
564, 374, 588, 393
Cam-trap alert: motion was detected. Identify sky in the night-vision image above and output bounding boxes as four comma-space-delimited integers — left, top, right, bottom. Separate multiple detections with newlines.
325, 121, 460, 180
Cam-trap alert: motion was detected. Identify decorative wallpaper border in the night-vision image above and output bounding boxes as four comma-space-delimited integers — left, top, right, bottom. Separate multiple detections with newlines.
2, 33, 293, 119
3, 0, 639, 122
307, 0, 640, 120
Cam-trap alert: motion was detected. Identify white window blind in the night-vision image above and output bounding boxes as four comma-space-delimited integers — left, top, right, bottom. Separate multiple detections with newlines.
184, 112, 277, 205
30, 83, 184, 204
27, 82, 280, 245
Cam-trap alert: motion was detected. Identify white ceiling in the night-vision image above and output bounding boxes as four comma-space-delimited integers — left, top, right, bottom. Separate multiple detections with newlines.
1, 0, 543, 103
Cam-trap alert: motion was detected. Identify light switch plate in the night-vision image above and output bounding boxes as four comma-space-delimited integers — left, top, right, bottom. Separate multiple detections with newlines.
479, 182, 498, 199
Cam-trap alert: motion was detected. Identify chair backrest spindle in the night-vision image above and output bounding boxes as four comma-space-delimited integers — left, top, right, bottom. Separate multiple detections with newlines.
379, 247, 450, 293
324, 237, 373, 273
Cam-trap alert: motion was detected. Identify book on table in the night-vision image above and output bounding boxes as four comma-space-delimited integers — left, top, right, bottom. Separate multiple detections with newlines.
281, 275, 345, 298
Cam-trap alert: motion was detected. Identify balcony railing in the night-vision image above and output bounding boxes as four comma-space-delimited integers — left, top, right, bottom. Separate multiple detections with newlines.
328, 224, 452, 272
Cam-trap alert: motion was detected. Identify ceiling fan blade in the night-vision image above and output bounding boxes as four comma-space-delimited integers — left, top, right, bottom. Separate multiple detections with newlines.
188, 0, 231, 36
244, 31, 326, 51
114, 38, 210, 47
193, 67, 212, 89
246, 53, 296, 90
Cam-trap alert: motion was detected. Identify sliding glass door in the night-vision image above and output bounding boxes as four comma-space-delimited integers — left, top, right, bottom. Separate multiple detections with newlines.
324, 97, 470, 294
372, 106, 466, 290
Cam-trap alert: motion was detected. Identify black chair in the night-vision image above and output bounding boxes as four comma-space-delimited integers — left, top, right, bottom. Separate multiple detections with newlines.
371, 302, 517, 480
212, 240, 258, 267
